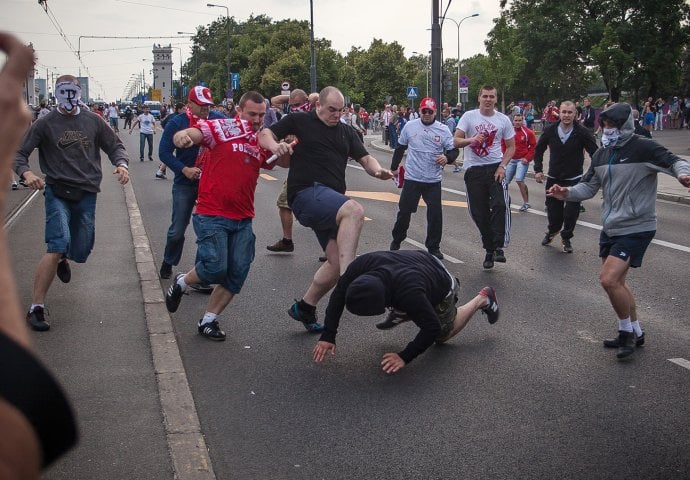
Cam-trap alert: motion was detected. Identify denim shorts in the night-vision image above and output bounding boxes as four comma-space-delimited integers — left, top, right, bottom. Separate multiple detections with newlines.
44, 184, 97, 263
290, 183, 349, 250
192, 214, 255, 293
505, 159, 529, 184
599, 230, 655, 268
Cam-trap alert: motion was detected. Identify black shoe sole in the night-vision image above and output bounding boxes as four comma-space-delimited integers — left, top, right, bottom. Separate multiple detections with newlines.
56, 260, 71, 283
189, 284, 214, 294
159, 263, 172, 279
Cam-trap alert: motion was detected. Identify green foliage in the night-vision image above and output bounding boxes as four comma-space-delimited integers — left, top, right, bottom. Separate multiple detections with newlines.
503, 0, 690, 106
175, 4, 690, 109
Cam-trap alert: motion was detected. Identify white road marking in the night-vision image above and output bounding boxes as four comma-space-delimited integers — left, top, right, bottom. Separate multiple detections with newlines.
403, 238, 463, 264
668, 358, 690, 371
347, 164, 690, 253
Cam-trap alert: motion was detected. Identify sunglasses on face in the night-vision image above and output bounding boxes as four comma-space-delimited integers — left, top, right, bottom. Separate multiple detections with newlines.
421, 108, 434, 114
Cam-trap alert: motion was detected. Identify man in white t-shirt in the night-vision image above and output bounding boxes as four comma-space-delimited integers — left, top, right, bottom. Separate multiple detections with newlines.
390, 97, 458, 260
129, 105, 156, 161
454, 85, 515, 269
107, 102, 119, 132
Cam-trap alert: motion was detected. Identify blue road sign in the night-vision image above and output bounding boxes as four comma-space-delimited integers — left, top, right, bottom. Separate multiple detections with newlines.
459, 75, 470, 88
407, 86, 419, 99
231, 72, 240, 91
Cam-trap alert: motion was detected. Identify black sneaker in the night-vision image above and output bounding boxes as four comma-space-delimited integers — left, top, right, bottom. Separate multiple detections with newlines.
11, 181, 18, 190
266, 238, 294, 252
26, 306, 50, 331
428, 249, 444, 260
318, 255, 327, 262
165, 274, 186, 313
159, 261, 172, 279
376, 309, 411, 330
149, 156, 154, 161
390, 241, 401, 251
483, 252, 494, 269
198, 320, 226, 341
56, 258, 71, 283
562, 238, 573, 253
189, 283, 214, 294
288, 300, 323, 333
603, 331, 645, 348
542, 232, 557, 246
615, 331, 635, 359
479, 286, 500, 324
494, 249, 506, 263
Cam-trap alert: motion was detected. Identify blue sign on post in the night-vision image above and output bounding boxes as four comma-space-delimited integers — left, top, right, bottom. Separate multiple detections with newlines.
231, 72, 240, 91
459, 75, 470, 87
407, 86, 419, 99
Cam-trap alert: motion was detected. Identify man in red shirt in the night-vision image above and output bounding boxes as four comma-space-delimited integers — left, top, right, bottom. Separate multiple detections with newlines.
164, 91, 288, 341
542, 100, 560, 129
501, 113, 537, 211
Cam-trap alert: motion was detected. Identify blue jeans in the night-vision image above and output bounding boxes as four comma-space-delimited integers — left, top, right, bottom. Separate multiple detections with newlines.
163, 182, 198, 266
139, 133, 153, 160
192, 214, 255, 293
44, 184, 97, 263
387, 124, 398, 148
505, 159, 529, 184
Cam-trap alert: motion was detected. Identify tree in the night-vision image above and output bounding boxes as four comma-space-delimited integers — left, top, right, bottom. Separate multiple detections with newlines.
483, 13, 527, 110
502, 0, 690, 105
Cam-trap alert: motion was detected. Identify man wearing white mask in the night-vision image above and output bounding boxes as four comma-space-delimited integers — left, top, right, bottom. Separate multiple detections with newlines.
14, 74, 130, 332
547, 103, 690, 360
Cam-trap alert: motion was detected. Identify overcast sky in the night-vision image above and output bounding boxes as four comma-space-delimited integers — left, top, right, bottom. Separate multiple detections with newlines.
2, 0, 502, 101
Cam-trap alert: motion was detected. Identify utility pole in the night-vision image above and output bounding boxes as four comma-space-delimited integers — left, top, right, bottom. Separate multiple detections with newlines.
430, 0, 442, 120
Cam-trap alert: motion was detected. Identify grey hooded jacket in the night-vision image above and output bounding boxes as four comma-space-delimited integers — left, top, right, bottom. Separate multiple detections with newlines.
567, 103, 690, 236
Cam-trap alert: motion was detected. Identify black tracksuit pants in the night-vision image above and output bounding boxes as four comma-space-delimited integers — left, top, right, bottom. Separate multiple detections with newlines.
544, 176, 581, 240
464, 164, 511, 252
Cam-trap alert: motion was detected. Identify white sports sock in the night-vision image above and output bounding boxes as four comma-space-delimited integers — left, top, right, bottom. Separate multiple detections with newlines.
200, 312, 218, 326
176, 275, 189, 291
618, 318, 633, 332
631, 320, 643, 336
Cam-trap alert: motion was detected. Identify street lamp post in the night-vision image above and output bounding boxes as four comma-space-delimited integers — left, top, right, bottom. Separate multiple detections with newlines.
177, 32, 197, 82
309, 0, 317, 93
207, 3, 231, 99
442, 13, 479, 105
413, 51, 430, 97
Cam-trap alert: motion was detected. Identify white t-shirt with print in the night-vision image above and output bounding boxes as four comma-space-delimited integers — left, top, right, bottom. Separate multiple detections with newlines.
456, 109, 514, 170
137, 113, 155, 134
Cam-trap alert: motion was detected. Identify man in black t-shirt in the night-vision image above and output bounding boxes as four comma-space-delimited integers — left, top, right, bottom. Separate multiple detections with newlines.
259, 86, 394, 332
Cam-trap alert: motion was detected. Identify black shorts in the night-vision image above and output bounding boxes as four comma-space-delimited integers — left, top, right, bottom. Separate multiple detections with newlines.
599, 230, 655, 268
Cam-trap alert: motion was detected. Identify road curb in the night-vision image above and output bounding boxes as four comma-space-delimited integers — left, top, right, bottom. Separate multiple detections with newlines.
123, 181, 217, 480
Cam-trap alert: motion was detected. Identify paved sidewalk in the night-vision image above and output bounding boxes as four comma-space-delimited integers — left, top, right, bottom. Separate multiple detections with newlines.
4, 153, 211, 479
367, 128, 690, 204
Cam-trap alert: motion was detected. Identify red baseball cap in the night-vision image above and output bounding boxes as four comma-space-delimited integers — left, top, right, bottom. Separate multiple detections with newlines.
188, 86, 214, 106
419, 97, 437, 112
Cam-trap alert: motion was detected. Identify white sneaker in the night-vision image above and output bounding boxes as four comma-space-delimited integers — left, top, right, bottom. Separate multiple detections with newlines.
518, 203, 530, 212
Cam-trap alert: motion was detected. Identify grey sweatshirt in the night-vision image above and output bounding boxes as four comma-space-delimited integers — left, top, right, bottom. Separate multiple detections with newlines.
567, 106, 690, 236
15, 109, 129, 193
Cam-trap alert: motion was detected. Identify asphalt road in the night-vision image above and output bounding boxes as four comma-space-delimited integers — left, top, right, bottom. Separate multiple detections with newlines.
6, 123, 688, 479
120, 128, 690, 479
